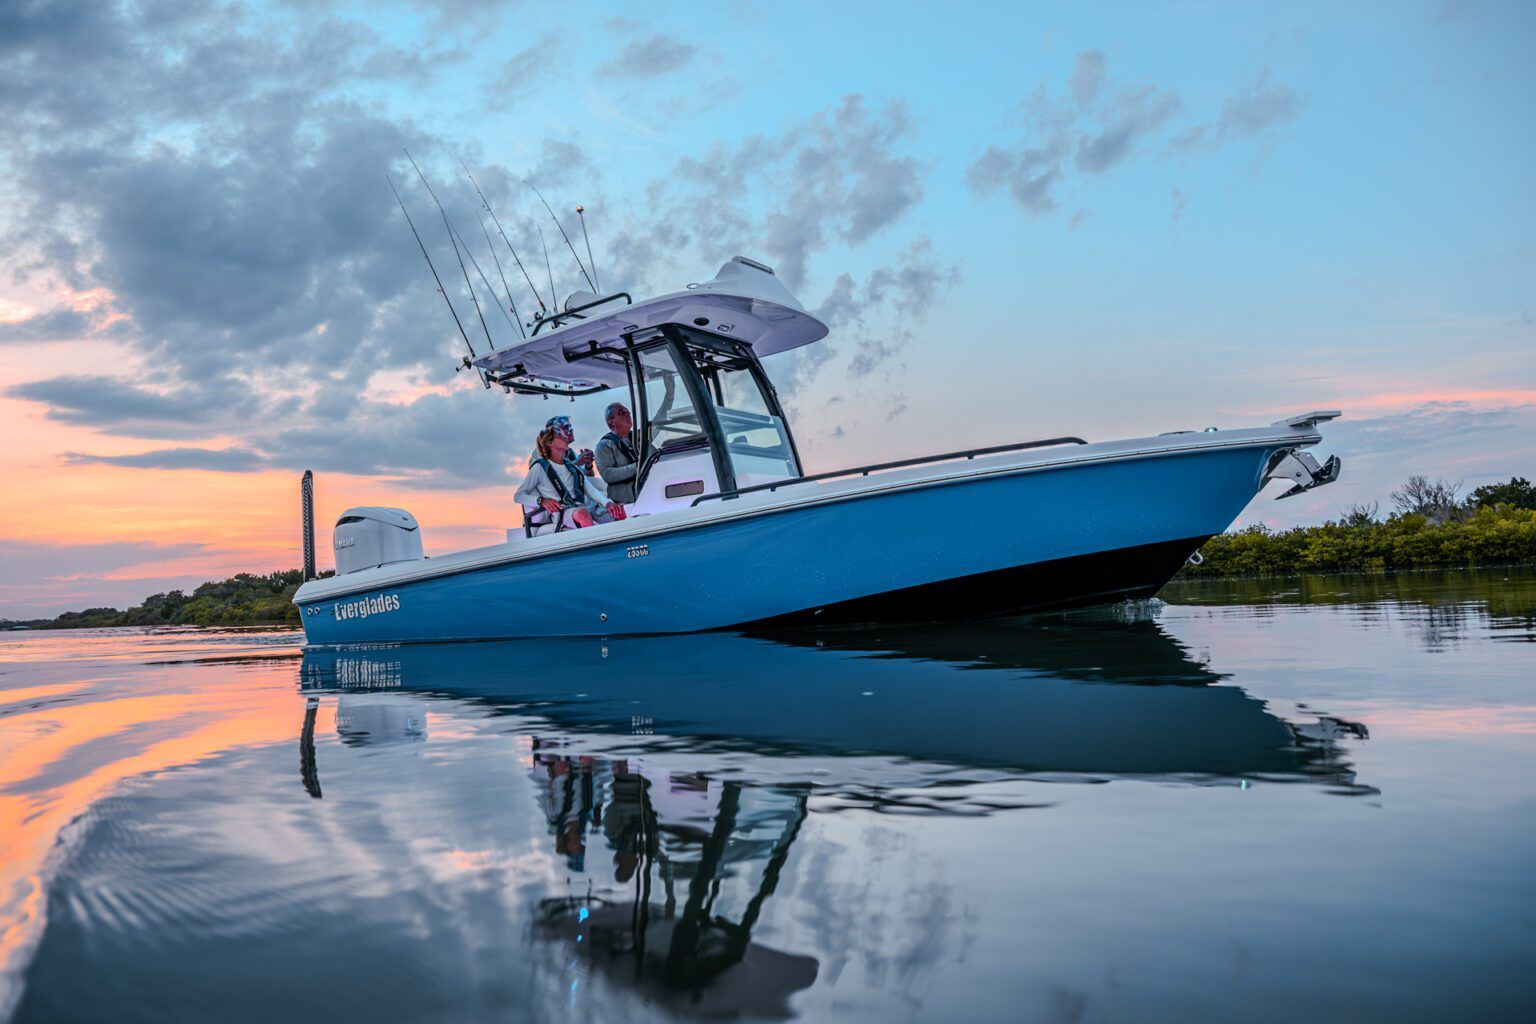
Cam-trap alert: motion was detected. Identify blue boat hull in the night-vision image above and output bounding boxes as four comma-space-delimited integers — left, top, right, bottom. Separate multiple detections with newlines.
297, 442, 1281, 643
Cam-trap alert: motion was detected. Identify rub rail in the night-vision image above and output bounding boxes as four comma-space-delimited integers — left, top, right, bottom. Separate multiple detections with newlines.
692, 436, 1088, 507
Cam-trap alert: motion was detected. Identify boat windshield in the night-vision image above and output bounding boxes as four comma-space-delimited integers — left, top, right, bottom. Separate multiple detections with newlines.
685, 342, 800, 485
636, 344, 705, 451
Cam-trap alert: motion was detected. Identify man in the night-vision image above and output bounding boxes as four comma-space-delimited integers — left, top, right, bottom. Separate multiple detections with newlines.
594, 402, 639, 504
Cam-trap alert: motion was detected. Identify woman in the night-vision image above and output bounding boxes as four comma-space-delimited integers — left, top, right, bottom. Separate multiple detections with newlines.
515, 422, 624, 531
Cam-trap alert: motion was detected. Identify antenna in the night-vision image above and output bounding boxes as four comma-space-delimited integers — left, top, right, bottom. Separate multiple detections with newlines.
385, 173, 478, 360
404, 148, 494, 358
525, 179, 596, 293
459, 156, 547, 314
576, 204, 599, 293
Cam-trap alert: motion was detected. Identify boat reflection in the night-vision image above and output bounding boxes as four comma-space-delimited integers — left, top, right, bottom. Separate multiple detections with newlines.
295, 617, 1370, 1013
299, 617, 1369, 785
528, 747, 817, 1018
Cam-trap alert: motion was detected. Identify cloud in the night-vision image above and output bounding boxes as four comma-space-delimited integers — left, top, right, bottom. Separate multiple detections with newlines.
1, 9, 945, 481
969, 52, 1301, 215
64, 446, 270, 471
808, 238, 959, 387
1074, 84, 1182, 173
1215, 71, 1305, 141
1069, 50, 1106, 106
264, 390, 542, 488
0, 2, 472, 427
483, 33, 556, 110
51, 384, 551, 489
607, 95, 926, 293
526, 136, 587, 189
8, 377, 243, 436
1172, 69, 1305, 152
817, 238, 958, 331
1326, 400, 1533, 455
0, 306, 93, 343
0, 1, 549, 459
598, 35, 698, 79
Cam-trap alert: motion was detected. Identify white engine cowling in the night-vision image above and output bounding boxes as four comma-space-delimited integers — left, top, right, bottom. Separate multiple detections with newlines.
334, 507, 423, 575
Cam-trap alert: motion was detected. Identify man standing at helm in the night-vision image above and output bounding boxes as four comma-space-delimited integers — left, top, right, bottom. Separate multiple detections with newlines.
594, 402, 639, 505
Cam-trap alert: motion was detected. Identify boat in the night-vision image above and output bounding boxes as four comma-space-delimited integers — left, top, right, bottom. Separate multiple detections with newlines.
293, 255, 1342, 643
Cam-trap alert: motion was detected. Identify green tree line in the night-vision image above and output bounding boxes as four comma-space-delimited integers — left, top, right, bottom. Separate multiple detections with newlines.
1183, 476, 1536, 578
6, 571, 316, 630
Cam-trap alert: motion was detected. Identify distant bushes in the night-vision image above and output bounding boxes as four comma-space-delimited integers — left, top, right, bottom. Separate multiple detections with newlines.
1185, 476, 1536, 579
26, 570, 315, 630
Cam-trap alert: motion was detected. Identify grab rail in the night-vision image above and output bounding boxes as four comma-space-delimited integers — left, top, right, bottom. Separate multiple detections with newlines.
531, 292, 633, 336
691, 436, 1088, 507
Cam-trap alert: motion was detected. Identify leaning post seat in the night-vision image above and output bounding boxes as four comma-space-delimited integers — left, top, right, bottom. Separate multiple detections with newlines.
522, 504, 572, 538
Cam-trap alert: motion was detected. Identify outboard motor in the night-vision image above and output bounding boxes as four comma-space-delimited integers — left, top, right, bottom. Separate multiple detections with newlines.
333, 506, 423, 574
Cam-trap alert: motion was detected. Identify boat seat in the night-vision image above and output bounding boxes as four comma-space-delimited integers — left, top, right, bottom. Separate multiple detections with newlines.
522, 504, 574, 538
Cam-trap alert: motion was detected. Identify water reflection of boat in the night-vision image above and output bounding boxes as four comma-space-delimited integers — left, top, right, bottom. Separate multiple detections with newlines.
526, 750, 817, 1018
299, 618, 1368, 784
334, 697, 428, 747
293, 619, 1370, 1013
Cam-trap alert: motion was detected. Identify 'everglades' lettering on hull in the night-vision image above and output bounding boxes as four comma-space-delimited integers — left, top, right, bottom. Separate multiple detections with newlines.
332, 594, 401, 621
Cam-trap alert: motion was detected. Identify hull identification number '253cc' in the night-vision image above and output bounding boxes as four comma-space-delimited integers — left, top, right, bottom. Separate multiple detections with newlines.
294, 244, 1342, 643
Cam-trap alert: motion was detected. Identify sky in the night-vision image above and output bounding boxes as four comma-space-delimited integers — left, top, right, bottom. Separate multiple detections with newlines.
0, 0, 1532, 618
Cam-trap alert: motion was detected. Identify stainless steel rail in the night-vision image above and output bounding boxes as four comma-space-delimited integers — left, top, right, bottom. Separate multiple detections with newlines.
691, 436, 1089, 507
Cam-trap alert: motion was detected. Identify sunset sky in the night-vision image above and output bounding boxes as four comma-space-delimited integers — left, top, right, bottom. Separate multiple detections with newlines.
1, 0, 1532, 618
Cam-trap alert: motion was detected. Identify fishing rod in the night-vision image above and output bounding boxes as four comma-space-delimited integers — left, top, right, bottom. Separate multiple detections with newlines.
450, 218, 520, 338
477, 212, 526, 339
525, 179, 596, 293
459, 157, 547, 315
385, 173, 477, 360
576, 204, 599, 293
404, 148, 495, 358
539, 227, 557, 311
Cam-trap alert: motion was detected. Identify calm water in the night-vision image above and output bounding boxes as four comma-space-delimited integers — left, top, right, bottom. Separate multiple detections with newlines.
2, 569, 1534, 1023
